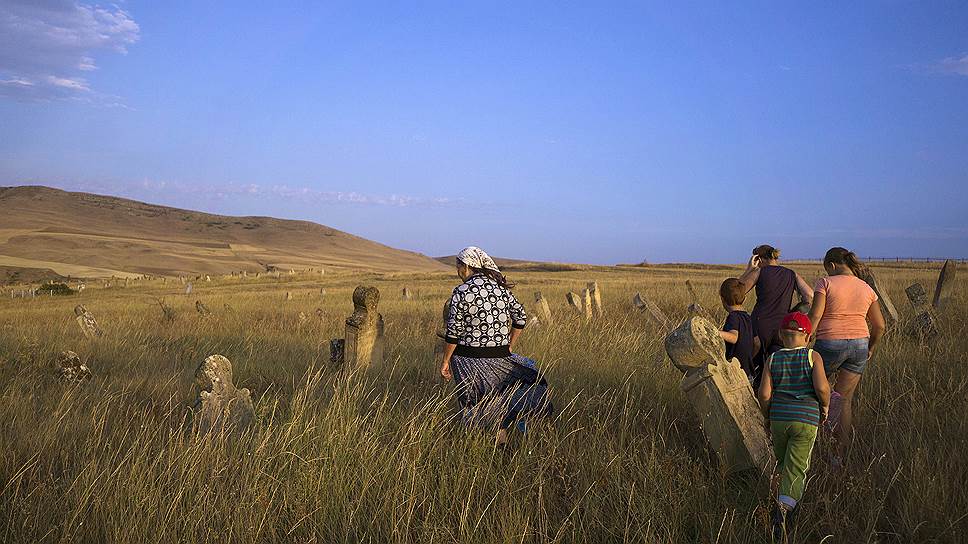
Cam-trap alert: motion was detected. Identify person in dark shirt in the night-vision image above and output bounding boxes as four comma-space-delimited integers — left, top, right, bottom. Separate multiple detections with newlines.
719, 278, 760, 381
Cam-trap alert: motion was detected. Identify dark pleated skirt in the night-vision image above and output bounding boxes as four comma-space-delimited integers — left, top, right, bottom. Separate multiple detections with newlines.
450, 353, 552, 429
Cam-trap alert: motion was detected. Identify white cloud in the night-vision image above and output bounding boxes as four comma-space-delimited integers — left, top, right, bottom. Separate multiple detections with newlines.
934, 53, 968, 76
0, 0, 139, 102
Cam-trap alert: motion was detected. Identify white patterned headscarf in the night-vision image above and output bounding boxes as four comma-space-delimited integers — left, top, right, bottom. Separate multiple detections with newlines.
457, 246, 501, 273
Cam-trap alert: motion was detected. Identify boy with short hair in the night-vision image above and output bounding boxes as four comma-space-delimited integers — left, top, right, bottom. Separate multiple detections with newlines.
719, 278, 759, 381
758, 312, 831, 539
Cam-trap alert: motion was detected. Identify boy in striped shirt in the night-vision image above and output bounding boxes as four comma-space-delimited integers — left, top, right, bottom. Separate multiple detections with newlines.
758, 312, 831, 539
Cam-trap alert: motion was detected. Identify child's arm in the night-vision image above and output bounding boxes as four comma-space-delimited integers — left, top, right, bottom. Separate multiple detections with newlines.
757, 354, 774, 418
752, 336, 761, 357
808, 291, 826, 341
811, 351, 831, 423
795, 273, 814, 305
719, 329, 739, 344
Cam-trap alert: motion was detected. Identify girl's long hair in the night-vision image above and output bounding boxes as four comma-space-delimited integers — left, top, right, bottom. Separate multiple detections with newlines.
824, 247, 866, 276
458, 259, 515, 289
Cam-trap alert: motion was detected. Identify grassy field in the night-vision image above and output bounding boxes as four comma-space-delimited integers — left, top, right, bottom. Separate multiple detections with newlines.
0, 263, 965, 543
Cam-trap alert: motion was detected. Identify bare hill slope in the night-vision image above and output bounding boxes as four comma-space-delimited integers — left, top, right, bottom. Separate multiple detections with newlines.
0, 186, 448, 278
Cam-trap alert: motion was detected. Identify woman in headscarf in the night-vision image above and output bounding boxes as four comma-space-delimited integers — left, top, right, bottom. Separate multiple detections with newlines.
739, 244, 815, 384
440, 246, 552, 447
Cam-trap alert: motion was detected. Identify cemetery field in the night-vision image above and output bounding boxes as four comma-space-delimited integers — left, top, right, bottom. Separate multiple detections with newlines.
0, 263, 965, 543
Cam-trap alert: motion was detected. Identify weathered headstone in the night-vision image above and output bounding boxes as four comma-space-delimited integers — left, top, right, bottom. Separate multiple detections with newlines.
157, 298, 176, 321
74, 305, 102, 339
343, 286, 385, 369
185, 282, 193, 295
195, 300, 211, 317
665, 317, 774, 473
566, 292, 583, 313
402, 287, 413, 300
905, 283, 938, 339
587, 282, 603, 317
534, 292, 554, 325
193, 355, 255, 435
633, 292, 671, 330
856, 268, 899, 326
320, 288, 327, 296
933, 259, 958, 309
581, 288, 593, 321
57, 351, 92, 384
205, 275, 211, 282
285, 291, 293, 301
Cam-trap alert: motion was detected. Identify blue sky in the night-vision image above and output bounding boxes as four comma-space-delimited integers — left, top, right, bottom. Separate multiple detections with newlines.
1, 1, 966, 264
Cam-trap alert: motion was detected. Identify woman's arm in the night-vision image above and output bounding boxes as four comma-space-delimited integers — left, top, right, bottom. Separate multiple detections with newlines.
738, 255, 761, 294
440, 343, 456, 380
509, 327, 523, 350
808, 291, 827, 340
811, 350, 831, 423
866, 300, 886, 358
795, 273, 814, 305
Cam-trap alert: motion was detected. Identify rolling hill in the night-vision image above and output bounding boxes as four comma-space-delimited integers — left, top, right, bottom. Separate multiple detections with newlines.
0, 186, 449, 280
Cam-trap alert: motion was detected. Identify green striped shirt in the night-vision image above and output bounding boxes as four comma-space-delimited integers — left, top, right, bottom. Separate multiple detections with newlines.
768, 347, 820, 426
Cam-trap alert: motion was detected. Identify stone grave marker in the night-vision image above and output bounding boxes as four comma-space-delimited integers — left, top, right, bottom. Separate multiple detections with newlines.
665, 316, 774, 473
195, 301, 211, 317
185, 282, 193, 295
57, 351, 92, 384
342, 286, 385, 370
320, 288, 327, 296
934, 259, 958, 309
566, 292, 584, 318
193, 355, 255, 435
587, 282, 603, 317
633, 292, 671, 330
157, 298, 176, 321
402, 287, 413, 300
205, 275, 211, 282
856, 268, 899, 326
534, 292, 554, 325
905, 283, 939, 339
285, 292, 293, 301
74, 305, 102, 339
581, 288, 593, 321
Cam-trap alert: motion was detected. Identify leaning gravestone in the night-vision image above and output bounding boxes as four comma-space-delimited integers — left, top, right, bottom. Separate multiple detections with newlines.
342, 286, 385, 370
905, 283, 939, 339
665, 317, 774, 474
57, 351, 92, 384
587, 282, 603, 317
933, 259, 958, 309
195, 301, 211, 317
534, 292, 554, 325
193, 354, 255, 436
856, 268, 899, 326
566, 292, 583, 314
633, 292, 671, 330
74, 305, 102, 339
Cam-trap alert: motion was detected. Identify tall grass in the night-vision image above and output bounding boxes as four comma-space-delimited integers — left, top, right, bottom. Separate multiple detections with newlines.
0, 265, 965, 543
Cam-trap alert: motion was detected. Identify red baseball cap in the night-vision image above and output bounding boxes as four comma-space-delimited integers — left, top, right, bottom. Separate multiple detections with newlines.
782, 312, 812, 334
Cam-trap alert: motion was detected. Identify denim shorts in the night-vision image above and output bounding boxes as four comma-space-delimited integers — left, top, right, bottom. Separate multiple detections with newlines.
814, 338, 869, 375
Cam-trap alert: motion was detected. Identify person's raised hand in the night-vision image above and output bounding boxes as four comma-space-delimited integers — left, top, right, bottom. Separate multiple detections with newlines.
748, 254, 761, 269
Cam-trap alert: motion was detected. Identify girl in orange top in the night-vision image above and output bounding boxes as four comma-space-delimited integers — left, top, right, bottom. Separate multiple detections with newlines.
808, 247, 886, 469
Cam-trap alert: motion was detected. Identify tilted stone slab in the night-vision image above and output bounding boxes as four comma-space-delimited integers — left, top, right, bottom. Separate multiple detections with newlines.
534, 292, 553, 325
665, 317, 773, 474
633, 292, 670, 330
934, 259, 958, 309
581, 288, 593, 321
193, 354, 255, 435
402, 287, 413, 300
566, 292, 583, 314
587, 282, 603, 317
857, 268, 899, 326
74, 305, 102, 339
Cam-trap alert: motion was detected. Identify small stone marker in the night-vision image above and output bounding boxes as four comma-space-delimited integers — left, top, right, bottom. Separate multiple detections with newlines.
566, 292, 584, 317
193, 355, 255, 435
587, 282, 603, 317
157, 298, 176, 321
633, 292, 671, 330
74, 305, 102, 339
402, 287, 413, 300
665, 317, 774, 473
195, 300, 211, 317
856, 268, 899, 326
285, 291, 293, 301
933, 259, 958, 309
57, 351, 91, 384
205, 275, 211, 282
320, 288, 327, 296
185, 283, 193, 295
534, 292, 554, 325
905, 283, 938, 339
581, 288, 593, 321
342, 286, 385, 369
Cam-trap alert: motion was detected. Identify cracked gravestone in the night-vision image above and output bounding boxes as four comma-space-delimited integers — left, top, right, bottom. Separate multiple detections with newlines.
57, 351, 92, 384
74, 305, 102, 339
905, 283, 938, 339
193, 354, 255, 436
665, 316, 774, 474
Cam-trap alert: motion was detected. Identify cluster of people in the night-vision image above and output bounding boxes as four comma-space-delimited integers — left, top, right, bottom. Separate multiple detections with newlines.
438, 243, 885, 538
718, 245, 885, 538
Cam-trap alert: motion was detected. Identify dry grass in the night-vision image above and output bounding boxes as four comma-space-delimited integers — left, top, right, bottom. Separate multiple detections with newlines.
0, 264, 965, 543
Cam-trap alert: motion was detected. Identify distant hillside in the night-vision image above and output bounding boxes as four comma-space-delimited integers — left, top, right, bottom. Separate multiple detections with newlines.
435, 255, 590, 272
0, 186, 449, 280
